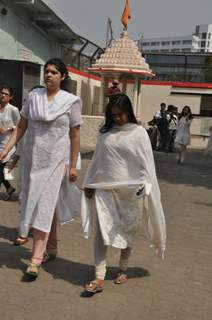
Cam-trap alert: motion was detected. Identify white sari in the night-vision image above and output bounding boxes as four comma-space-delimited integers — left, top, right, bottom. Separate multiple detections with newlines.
81, 123, 166, 258
19, 88, 82, 236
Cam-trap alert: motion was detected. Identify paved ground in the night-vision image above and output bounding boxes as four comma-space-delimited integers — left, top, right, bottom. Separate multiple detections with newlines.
0, 150, 212, 320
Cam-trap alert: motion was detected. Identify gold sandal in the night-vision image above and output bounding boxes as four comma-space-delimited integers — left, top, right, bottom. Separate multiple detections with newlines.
25, 263, 40, 278
114, 272, 128, 284
84, 279, 104, 294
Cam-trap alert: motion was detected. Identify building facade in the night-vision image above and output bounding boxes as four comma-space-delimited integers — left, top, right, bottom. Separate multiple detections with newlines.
136, 24, 212, 54
144, 53, 212, 83
0, 0, 102, 106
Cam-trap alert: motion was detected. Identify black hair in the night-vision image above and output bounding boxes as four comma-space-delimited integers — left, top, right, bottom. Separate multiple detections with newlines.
179, 105, 193, 120
167, 104, 175, 112
160, 102, 166, 108
99, 93, 138, 133
44, 58, 70, 91
0, 84, 14, 96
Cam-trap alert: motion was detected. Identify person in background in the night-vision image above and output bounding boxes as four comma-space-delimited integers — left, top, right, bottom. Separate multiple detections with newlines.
106, 80, 121, 102
0, 85, 20, 200
154, 103, 168, 151
0, 58, 82, 279
165, 105, 178, 152
175, 106, 193, 164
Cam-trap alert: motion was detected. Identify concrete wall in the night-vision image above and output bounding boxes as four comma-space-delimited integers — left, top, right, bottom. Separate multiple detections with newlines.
68, 69, 101, 116
0, 1, 60, 64
80, 115, 212, 151
81, 115, 104, 150
139, 84, 201, 123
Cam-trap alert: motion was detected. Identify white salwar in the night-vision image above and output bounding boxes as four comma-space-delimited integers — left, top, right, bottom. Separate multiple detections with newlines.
19, 88, 82, 237
81, 123, 166, 258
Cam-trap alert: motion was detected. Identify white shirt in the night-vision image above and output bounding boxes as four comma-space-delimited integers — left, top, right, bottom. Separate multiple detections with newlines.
0, 103, 20, 162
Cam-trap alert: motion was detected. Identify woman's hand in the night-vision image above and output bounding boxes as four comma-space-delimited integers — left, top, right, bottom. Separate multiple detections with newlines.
0, 148, 9, 162
69, 167, 77, 182
84, 188, 95, 199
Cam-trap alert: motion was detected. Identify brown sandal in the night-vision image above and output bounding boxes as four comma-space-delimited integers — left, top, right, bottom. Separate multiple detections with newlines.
84, 279, 104, 294
114, 272, 128, 284
13, 236, 28, 246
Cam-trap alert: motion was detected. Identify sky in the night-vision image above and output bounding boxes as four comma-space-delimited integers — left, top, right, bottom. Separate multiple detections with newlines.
44, 0, 212, 47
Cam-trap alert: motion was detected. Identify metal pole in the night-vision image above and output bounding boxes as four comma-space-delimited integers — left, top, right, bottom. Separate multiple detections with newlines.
137, 79, 141, 117
99, 76, 106, 115
133, 77, 138, 114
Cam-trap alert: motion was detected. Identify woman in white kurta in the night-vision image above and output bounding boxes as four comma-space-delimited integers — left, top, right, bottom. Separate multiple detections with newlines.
0, 58, 82, 278
82, 94, 166, 295
0, 85, 20, 199
175, 106, 193, 164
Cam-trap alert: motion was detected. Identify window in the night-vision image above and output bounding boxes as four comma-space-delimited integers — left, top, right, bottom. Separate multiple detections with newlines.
171, 49, 181, 52
151, 41, 160, 46
146, 54, 185, 64
187, 56, 205, 65
200, 95, 212, 116
151, 49, 159, 52
201, 41, 206, 47
195, 25, 200, 35
161, 41, 170, 46
201, 32, 207, 39
161, 49, 169, 52
208, 33, 211, 39
172, 41, 181, 45
70, 80, 77, 95
182, 48, 191, 52
182, 40, 192, 45
142, 42, 150, 46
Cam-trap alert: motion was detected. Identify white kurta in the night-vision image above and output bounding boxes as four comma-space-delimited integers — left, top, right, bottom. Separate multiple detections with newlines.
19, 88, 82, 236
175, 116, 192, 146
0, 103, 20, 162
81, 123, 166, 258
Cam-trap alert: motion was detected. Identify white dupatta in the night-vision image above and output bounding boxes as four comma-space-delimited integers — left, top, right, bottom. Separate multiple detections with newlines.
81, 124, 166, 258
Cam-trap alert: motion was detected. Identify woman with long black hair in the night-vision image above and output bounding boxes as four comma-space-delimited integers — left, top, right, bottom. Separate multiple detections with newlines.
0, 58, 82, 278
175, 106, 193, 164
81, 93, 166, 295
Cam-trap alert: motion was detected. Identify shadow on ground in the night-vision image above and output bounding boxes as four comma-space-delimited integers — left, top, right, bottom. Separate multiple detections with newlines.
42, 259, 150, 286
154, 150, 212, 190
0, 192, 19, 201
0, 226, 150, 286
0, 225, 18, 242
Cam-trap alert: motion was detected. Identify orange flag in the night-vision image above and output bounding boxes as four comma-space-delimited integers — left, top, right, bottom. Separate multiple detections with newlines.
121, 0, 131, 30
